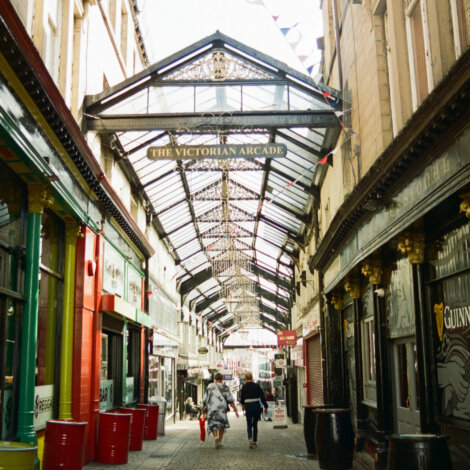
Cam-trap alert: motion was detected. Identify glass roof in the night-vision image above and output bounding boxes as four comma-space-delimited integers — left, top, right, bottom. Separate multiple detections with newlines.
84, 31, 342, 337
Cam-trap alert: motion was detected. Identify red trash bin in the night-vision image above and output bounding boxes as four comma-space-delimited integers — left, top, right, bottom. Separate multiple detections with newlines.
118, 408, 146, 451
137, 404, 159, 440
43, 419, 87, 470
96, 412, 131, 464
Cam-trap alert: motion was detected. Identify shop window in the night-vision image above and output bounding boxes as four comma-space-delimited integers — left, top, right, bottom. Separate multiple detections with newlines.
0, 167, 26, 439
361, 316, 377, 404
428, 223, 470, 422
404, 0, 431, 109
148, 355, 159, 398
162, 357, 173, 415
37, 210, 64, 387
126, 327, 140, 404
101, 315, 124, 410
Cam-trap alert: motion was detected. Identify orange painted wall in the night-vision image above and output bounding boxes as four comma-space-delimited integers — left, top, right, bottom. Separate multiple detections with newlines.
72, 227, 102, 463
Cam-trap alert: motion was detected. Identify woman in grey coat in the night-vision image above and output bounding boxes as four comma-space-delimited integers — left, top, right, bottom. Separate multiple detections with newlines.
202, 372, 239, 448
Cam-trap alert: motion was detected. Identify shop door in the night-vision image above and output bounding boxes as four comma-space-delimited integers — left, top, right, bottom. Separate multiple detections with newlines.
392, 337, 420, 433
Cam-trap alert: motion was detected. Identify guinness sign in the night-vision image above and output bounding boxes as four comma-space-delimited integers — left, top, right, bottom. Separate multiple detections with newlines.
147, 143, 287, 160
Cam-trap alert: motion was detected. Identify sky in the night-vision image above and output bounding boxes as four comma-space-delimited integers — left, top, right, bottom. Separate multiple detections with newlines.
138, 0, 323, 76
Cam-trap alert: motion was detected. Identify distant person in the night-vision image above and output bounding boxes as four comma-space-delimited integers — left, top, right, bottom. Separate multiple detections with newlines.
202, 372, 239, 448
273, 387, 280, 404
265, 390, 274, 401
240, 372, 268, 449
185, 397, 199, 420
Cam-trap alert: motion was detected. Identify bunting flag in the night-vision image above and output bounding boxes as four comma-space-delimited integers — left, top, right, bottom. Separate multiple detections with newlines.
265, 1, 322, 77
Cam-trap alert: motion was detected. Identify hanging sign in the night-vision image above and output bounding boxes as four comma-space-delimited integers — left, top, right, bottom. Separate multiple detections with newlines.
277, 330, 297, 346
147, 143, 287, 160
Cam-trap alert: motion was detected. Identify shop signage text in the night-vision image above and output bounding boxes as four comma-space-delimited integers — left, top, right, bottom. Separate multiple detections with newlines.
147, 143, 287, 160
34, 385, 54, 430
435, 302, 470, 340
100, 379, 114, 411
277, 330, 297, 346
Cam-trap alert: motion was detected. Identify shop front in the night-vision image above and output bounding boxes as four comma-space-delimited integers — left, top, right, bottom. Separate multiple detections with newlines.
314, 108, 470, 468
99, 237, 146, 412
148, 332, 177, 419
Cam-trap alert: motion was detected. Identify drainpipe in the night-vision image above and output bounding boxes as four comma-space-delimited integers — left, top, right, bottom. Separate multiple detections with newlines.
332, 0, 343, 91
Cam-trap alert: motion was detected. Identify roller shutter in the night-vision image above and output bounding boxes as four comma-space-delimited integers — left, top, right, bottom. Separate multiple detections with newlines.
306, 333, 323, 405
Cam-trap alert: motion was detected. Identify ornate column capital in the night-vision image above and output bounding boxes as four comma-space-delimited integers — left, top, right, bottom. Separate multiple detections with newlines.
331, 290, 343, 311
460, 192, 470, 219
27, 184, 53, 215
397, 232, 425, 264
0, 183, 22, 213
361, 258, 382, 284
65, 223, 83, 243
344, 275, 361, 299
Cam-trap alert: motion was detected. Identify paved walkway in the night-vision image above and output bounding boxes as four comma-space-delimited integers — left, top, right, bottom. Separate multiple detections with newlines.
86, 412, 321, 470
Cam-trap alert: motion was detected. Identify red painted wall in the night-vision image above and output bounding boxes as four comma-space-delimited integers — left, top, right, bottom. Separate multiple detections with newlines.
72, 227, 102, 463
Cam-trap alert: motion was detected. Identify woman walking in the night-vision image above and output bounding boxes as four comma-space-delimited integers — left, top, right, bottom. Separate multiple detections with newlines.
240, 371, 268, 448
202, 372, 239, 448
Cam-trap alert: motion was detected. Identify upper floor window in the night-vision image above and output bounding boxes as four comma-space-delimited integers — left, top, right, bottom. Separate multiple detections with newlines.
44, 0, 62, 83
451, 0, 470, 57
404, 0, 431, 109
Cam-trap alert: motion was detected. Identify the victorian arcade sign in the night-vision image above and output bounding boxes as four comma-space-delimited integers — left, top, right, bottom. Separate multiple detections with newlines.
147, 143, 287, 160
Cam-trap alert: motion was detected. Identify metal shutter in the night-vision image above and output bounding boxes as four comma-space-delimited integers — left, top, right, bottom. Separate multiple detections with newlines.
307, 334, 323, 405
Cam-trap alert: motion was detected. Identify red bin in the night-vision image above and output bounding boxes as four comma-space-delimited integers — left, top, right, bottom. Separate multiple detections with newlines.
118, 408, 146, 451
137, 404, 159, 440
96, 412, 131, 464
43, 419, 87, 470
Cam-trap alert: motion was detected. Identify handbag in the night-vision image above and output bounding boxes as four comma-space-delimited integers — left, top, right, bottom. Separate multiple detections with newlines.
199, 415, 206, 441
216, 384, 230, 412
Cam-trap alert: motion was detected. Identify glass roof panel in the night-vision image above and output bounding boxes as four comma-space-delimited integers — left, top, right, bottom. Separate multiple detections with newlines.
84, 32, 343, 335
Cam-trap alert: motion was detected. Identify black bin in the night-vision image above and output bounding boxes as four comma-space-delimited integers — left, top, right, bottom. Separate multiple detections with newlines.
303, 404, 334, 457
386, 434, 452, 470
314, 408, 354, 470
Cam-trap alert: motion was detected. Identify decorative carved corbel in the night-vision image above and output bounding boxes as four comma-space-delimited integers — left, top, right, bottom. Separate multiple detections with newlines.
344, 275, 361, 300
397, 232, 425, 264
28, 184, 53, 214
65, 223, 84, 244
331, 290, 343, 311
459, 192, 470, 219
361, 258, 382, 284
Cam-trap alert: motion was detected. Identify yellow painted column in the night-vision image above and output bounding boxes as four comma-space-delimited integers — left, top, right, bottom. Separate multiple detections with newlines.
44, 229, 59, 385
59, 223, 80, 419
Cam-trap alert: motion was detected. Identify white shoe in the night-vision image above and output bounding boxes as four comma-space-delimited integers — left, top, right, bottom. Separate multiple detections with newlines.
249, 439, 254, 449
214, 438, 219, 448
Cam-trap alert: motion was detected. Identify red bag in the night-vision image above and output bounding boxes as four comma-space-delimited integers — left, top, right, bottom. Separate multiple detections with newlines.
199, 416, 206, 441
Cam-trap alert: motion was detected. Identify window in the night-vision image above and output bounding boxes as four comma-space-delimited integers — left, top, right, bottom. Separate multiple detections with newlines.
0, 168, 26, 440
451, 0, 470, 57
37, 210, 64, 387
404, 0, 431, 109
120, 6, 129, 66
44, 0, 62, 83
383, 6, 399, 136
361, 316, 377, 403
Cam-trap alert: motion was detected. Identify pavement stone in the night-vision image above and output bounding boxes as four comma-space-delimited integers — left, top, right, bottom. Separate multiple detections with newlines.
85, 412, 322, 470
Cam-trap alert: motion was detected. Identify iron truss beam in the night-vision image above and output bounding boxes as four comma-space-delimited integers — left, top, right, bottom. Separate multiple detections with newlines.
85, 110, 339, 133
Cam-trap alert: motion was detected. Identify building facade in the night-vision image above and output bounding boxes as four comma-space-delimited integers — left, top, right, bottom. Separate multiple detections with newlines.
0, 1, 222, 466
291, 1, 470, 469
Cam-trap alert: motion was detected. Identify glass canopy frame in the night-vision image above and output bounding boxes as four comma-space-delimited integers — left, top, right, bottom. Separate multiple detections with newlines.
84, 31, 342, 337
